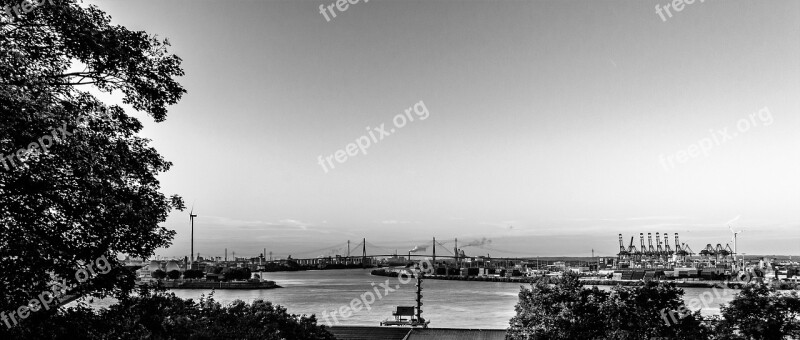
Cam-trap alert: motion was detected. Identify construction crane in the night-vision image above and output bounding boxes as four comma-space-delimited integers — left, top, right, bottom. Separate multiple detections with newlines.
655, 232, 665, 263
674, 233, 687, 261
664, 233, 674, 259
617, 234, 629, 262
627, 236, 638, 262
716, 244, 733, 262
640, 233, 647, 259
682, 243, 694, 257
700, 244, 717, 265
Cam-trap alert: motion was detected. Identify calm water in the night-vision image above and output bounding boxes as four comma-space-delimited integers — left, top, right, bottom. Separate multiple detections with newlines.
84, 269, 737, 328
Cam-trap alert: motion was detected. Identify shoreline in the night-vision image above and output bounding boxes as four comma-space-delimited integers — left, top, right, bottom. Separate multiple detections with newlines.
143, 281, 282, 290
368, 269, 793, 289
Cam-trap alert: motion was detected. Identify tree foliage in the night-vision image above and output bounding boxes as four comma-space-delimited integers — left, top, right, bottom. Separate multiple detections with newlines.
167, 270, 181, 281
715, 284, 800, 340
507, 274, 800, 340
1, 0, 186, 314
151, 269, 166, 280
182, 269, 205, 280
3, 284, 336, 340
506, 273, 710, 339
222, 267, 251, 281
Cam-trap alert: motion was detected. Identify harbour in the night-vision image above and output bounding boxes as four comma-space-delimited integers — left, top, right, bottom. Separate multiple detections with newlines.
86, 268, 740, 329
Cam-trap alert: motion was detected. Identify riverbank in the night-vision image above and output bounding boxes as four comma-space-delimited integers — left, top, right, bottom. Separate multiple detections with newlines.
369, 269, 799, 289
84, 268, 739, 328
155, 280, 282, 289
259, 263, 376, 272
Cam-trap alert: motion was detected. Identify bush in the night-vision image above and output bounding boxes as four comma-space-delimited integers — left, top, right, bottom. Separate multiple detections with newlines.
167, 270, 182, 280
1, 284, 335, 340
152, 269, 167, 280
506, 272, 710, 339
714, 284, 800, 340
222, 267, 251, 281
183, 269, 205, 280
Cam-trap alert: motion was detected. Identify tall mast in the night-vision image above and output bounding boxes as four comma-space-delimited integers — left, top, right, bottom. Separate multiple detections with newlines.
189, 209, 197, 267
454, 238, 458, 266
432, 237, 436, 265
415, 264, 425, 326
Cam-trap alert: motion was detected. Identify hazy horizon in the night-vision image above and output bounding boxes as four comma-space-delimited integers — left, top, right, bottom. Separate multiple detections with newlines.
85, 0, 799, 259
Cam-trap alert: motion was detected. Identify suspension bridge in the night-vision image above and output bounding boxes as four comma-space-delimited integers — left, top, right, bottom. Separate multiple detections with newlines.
252, 238, 544, 267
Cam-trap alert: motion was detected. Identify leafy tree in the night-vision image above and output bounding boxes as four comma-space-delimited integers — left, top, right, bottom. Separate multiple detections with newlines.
151, 269, 166, 280
0, 0, 185, 317
506, 273, 710, 339
714, 284, 800, 340
222, 267, 252, 281
507, 273, 610, 339
3, 284, 336, 340
167, 270, 181, 281
600, 281, 709, 339
183, 269, 205, 280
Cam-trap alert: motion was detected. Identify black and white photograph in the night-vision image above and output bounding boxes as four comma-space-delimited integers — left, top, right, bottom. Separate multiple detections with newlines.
1, 0, 799, 339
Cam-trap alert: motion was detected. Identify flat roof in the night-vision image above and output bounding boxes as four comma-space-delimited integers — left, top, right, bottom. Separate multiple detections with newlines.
328, 326, 507, 340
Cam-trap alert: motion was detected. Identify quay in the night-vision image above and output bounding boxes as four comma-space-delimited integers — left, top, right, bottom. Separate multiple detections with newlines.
369, 269, 731, 288
329, 326, 506, 340
157, 280, 281, 290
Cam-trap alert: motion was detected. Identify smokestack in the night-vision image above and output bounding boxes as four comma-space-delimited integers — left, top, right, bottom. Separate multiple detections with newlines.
454, 238, 459, 264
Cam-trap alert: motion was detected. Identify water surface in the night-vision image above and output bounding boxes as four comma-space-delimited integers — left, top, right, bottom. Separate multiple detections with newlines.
85, 269, 738, 328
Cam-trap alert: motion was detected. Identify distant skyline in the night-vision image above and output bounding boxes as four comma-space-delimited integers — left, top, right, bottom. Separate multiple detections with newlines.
87, 0, 799, 258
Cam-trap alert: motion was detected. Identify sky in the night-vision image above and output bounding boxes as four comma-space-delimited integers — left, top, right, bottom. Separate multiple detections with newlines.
85, 0, 800, 259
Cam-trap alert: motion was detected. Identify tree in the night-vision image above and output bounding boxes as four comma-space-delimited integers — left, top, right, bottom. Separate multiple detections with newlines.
223, 267, 252, 281
151, 269, 167, 281
167, 270, 181, 281
715, 284, 800, 340
507, 273, 610, 339
506, 273, 710, 339
183, 269, 205, 280
599, 281, 709, 339
0, 0, 186, 315
3, 284, 336, 339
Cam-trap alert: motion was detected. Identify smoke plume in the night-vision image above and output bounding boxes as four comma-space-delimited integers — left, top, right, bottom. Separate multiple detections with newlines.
408, 244, 428, 253
461, 237, 492, 247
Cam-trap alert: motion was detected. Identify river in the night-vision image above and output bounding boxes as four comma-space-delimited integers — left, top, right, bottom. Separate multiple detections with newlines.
85, 268, 738, 328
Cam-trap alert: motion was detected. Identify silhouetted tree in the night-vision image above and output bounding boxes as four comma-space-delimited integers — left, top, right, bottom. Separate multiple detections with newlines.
222, 267, 252, 281
167, 270, 181, 281
714, 284, 800, 340
3, 284, 335, 339
0, 0, 186, 318
151, 269, 167, 281
183, 269, 205, 280
507, 273, 610, 339
507, 273, 710, 339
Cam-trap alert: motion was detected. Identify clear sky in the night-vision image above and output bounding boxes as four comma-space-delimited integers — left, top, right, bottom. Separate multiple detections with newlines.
86, 0, 800, 259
